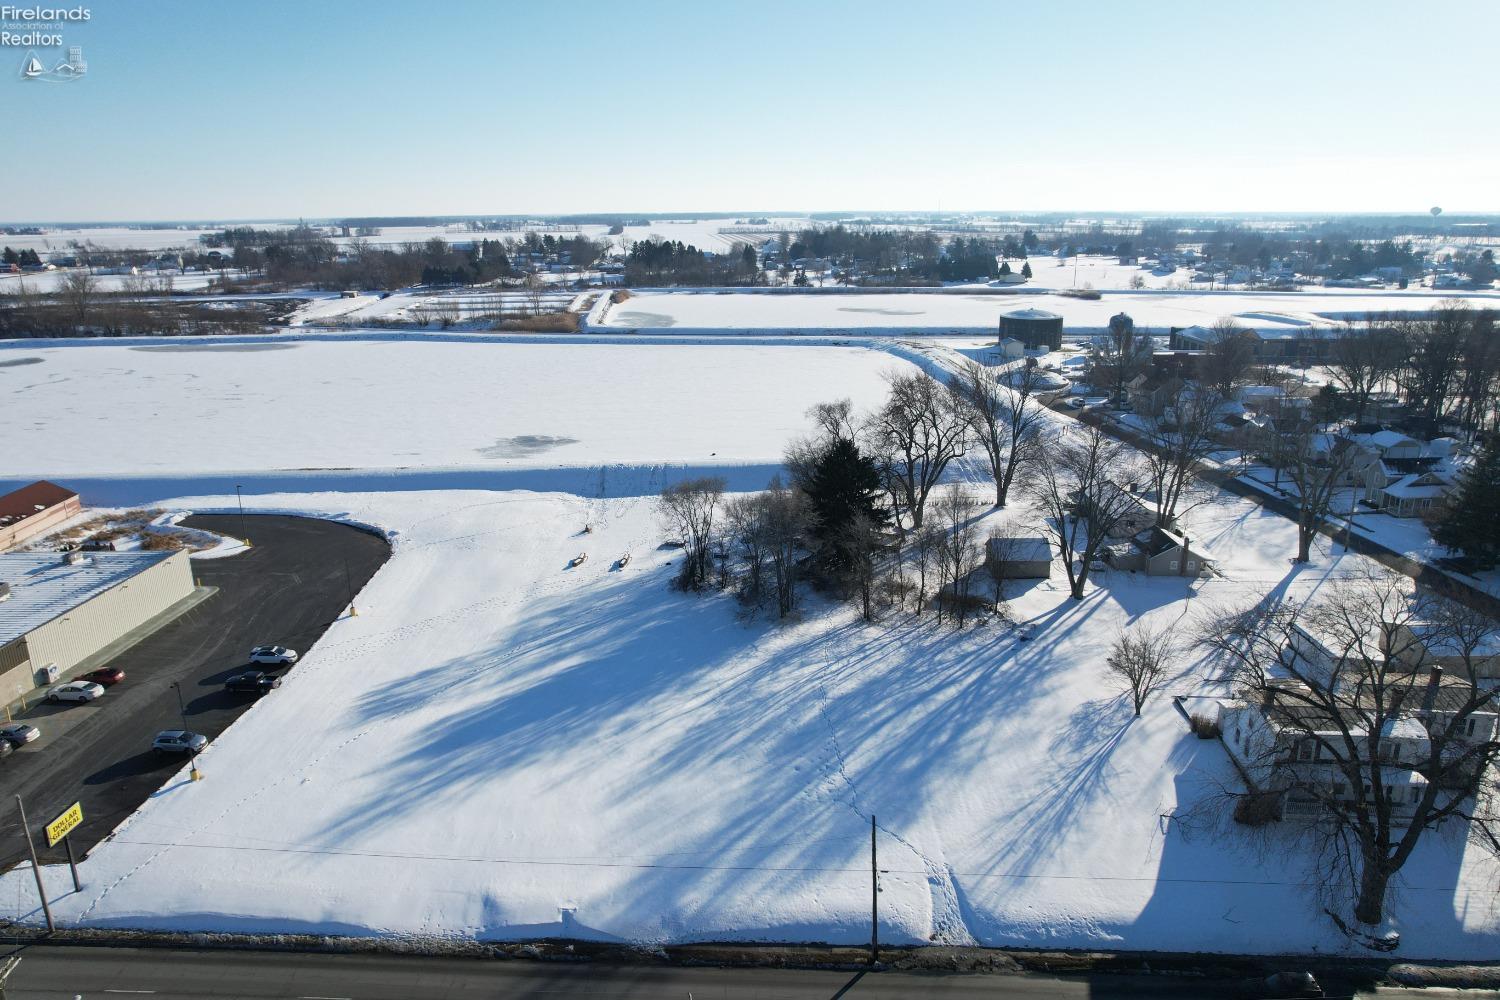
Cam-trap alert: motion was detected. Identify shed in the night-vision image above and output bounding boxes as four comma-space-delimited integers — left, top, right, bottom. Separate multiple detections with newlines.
985, 535, 1052, 579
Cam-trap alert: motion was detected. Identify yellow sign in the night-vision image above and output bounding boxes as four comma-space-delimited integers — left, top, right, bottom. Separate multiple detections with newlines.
44, 801, 82, 848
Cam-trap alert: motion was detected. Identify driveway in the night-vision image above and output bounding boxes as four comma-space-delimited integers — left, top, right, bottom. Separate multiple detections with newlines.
0, 514, 390, 870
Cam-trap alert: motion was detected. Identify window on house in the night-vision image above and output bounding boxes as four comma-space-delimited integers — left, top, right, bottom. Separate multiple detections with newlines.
1296, 739, 1316, 761
1169, 560, 1179, 571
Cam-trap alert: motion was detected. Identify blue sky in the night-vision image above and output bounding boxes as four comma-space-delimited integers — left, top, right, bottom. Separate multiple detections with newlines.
9, 0, 1498, 220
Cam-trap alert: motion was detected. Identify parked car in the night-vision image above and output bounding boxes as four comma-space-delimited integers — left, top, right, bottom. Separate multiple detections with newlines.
224, 670, 281, 695
81, 666, 126, 686
249, 645, 298, 665
1063, 397, 1087, 409
47, 681, 105, 704
0, 723, 40, 747
0, 740, 11, 759
152, 731, 207, 755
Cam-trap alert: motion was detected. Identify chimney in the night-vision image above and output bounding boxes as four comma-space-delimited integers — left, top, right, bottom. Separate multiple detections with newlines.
1420, 665, 1445, 714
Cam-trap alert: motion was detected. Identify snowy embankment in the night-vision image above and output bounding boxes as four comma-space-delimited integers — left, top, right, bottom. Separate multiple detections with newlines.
3, 485, 1496, 957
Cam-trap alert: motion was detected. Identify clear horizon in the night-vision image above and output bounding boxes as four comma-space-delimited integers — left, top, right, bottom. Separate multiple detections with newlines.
9, 0, 1500, 220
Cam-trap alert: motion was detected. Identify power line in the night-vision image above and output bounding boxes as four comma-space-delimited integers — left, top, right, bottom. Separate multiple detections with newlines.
100, 836, 1468, 893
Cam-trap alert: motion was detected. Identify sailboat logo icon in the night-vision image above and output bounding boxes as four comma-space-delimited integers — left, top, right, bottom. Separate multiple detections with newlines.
19, 48, 86, 82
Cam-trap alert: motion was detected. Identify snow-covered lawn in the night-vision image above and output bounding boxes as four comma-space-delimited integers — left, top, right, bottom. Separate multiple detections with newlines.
0, 339, 912, 484
4, 484, 1495, 957
598, 288, 1500, 335
3, 334, 1498, 957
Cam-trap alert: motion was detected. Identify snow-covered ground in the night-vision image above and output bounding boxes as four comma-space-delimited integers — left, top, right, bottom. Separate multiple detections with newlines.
3, 335, 1498, 957
0, 337, 910, 486
2, 481, 1495, 956
598, 288, 1500, 335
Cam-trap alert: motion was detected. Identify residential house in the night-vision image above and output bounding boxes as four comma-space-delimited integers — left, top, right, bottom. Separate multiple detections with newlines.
1103, 525, 1214, 576
1215, 669, 1497, 822
1125, 372, 1183, 417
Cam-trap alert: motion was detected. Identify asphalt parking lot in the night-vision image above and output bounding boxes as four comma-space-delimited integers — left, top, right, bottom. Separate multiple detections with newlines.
0, 514, 390, 871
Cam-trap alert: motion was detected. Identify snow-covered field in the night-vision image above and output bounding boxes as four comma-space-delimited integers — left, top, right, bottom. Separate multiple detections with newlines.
2, 335, 1498, 957
0, 337, 910, 488
599, 288, 1500, 335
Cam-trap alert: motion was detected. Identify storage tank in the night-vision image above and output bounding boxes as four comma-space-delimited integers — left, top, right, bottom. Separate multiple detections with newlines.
998, 307, 1063, 351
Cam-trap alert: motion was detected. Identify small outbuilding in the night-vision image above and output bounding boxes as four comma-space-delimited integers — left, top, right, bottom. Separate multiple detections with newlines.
986, 535, 1053, 579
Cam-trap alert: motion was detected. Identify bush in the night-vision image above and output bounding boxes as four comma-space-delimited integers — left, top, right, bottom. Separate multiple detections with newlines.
1190, 714, 1221, 739
610, 289, 632, 304
492, 311, 580, 333
1233, 790, 1282, 826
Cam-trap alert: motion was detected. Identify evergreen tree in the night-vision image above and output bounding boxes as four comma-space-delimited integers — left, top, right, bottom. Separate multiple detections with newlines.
1, 247, 16, 266
999, 260, 1012, 276
1021, 261, 1033, 279
805, 437, 889, 570
1435, 437, 1500, 568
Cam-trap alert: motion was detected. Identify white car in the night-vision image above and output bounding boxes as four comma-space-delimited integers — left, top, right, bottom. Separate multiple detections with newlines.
47, 681, 105, 704
248, 645, 298, 666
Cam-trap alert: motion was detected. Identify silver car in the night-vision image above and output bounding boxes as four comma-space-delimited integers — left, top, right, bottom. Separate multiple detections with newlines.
248, 644, 298, 665
47, 681, 105, 704
152, 730, 207, 754
0, 724, 40, 747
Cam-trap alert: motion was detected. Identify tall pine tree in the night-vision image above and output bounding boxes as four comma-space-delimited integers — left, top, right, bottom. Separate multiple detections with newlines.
1435, 437, 1500, 568
805, 437, 889, 571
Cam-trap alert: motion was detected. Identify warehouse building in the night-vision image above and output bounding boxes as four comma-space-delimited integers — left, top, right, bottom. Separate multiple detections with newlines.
0, 549, 196, 705
0, 481, 81, 552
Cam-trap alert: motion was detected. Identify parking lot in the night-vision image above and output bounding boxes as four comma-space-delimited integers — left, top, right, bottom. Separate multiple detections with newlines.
0, 514, 390, 871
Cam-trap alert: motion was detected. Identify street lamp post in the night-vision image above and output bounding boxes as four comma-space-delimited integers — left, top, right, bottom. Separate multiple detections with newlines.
235, 484, 250, 548
171, 681, 202, 782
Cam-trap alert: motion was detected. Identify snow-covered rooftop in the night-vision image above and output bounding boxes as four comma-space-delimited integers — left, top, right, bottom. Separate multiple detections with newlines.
0, 551, 176, 646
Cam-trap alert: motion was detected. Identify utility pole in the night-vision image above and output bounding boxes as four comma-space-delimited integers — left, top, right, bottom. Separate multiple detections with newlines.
235, 484, 251, 547
14, 795, 53, 932
343, 558, 358, 617
870, 813, 878, 967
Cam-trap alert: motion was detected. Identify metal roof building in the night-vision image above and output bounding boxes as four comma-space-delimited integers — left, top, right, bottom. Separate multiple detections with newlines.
0, 550, 194, 705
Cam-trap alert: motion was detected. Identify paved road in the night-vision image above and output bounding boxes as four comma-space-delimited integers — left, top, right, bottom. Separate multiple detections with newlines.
0, 515, 390, 871
0, 945, 1451, 1000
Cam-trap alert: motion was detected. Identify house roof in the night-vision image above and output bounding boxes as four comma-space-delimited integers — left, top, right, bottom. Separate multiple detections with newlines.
987, 536, 1052, 563
1382, 473, 1448, 500
0, 551, 177, 647
0, 481, 77, 528
1136, 525, 1216, 562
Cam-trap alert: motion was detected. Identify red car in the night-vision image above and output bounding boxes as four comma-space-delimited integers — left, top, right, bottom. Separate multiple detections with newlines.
80, 666, 125, 686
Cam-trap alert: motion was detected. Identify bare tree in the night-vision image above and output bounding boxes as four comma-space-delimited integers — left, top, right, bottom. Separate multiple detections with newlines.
763, 476, 808, 618
724, 493, 768, 605
58, 269, 97, 328
1141, 381, 1224, 527
837, 512, 885, 622
1026, 424, 1143, 600
1263, 424, 1362, 563
1106, 623, 1175, 716
1199, 319, 1259, 398
1197, 571, 1500, 929
657, 476, 726, 591
1326, 318, 1406, 424
952, 360, 1044, 508
866, 371, 968, 529
908, 521, 942, 614
932, 485, 982, 626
